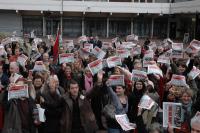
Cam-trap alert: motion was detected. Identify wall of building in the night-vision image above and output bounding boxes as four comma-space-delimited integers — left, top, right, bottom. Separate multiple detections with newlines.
0, 12, 22, 36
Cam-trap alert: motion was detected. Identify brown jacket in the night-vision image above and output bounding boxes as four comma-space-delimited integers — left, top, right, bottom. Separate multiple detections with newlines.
60, 93, 97, 133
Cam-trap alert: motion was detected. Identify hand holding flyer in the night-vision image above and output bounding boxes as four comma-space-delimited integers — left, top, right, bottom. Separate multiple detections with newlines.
163, 102, 183, 129
88, 59, 103, 75
138, 95, 155, 110
132, 70, 147, 81
59, 53, 75, 64
33, 61, 47, 71
115, 114, 136, 131
8, 85, 29, 100
106, 56, 122, 68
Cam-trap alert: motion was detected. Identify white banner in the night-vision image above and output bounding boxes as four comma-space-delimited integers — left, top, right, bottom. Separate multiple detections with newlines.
59, 53, 74, 64
102, 42, 113, 50
108, 75, 125, 86
92, 46, 106, 59
163, 102, 182, 129
185, 39, 200, 54
147, 65, 163, 77
132, 70, 147, 81
8, 85, 29, 100
88, 59, 103, 75
138, 95, 155, 110
169, 74, 187, 87
107, 56, 122, 68
143, 50, 155, 67
188, 66, 200, 80
17, 54, 28, 67
115, 114, 136, 131
172, 43, 183, 58
33, 61, 46, 71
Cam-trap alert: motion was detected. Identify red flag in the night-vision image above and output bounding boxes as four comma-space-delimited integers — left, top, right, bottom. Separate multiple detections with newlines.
53, 29, 60, 63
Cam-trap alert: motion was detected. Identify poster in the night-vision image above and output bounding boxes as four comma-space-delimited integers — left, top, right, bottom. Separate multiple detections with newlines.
107, 56, 122, 68
88, 59, 103, 75
84, 43, 93, 52
132, 70, 147, 81
147, 65, 163, 77
172, 43, 183, 58
188, 66, 200, 79
108, 75, 125, 86
138, 95, 155, 110
59, 53, 75, 64
131, 46, 141, 56
163, 102, 183, 129
8, 85, 29, 100
185, 39, 200, 54
17, 54, 28, 67
115, 114, 136, 131
33, 61, 46, 71
169, 74, 187, 87
116, 49, 130, 58
143, 50, 154, 67
92, 46, 106, 59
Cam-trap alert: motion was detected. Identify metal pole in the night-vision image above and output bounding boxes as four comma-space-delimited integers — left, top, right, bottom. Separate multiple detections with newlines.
151, 18, 154, 38
82, 17, 85, 36
131, 18, 133, 34
107, 17, 109, 38
60, 0, 63, 38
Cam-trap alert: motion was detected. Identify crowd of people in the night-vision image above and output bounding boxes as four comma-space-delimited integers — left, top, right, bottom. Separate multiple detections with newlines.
0, 33, 200, 133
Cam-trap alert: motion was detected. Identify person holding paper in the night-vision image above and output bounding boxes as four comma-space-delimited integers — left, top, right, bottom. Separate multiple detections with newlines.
2, 78, 38, 133
40, 76, 63, 133
174, 88, 193, 133
105, 79, 129, 133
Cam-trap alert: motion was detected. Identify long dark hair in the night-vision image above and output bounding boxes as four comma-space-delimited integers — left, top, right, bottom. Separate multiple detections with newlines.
133, 80, 146, 94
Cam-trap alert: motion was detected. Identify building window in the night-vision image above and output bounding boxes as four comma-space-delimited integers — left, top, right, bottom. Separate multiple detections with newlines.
63, 18, 82, 37
23, 17, 43, 36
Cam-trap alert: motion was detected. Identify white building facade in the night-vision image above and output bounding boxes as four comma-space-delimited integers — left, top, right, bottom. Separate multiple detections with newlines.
0, 0, 200, 39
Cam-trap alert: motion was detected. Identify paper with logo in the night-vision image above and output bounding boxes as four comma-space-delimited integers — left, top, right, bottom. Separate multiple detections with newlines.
116, 49, 130, 58
157, 55, 170, 64
143, 50, 154, 67
138, 95, 155, 110
88, 59, 103, 75
78, 35, 87, 43
126, 34, 139, 42
84, 43, 93, 52
115, 114, 136, 131
31, 51, 41, 62
8, 85, 29, 100
132, 70, 147, 81
188, 66, 200, 79
38, 107, 46, 122
92, 46, 106, 59
131, 46, 141, 56
121, 42, 137, 49
185, 39, 200, 54
107, 56, 122, 68
172, 43, 183, 58
147, 65, 163, 77
108, 75, 124, 86
59, 53, 74, 64
163, 102, 183, 129
33, 61, 46, 71
169, 74, 187, 87
17, 54, 28, 67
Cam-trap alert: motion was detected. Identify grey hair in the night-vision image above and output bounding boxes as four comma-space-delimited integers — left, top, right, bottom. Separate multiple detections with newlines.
191, 114, 200, 126
148, 122, 163, 133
